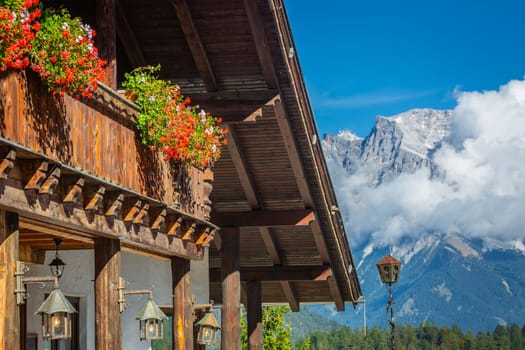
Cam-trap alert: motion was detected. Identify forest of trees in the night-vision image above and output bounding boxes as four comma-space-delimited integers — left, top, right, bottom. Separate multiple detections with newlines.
298, 322, 525, 350
211, 306, 524, 349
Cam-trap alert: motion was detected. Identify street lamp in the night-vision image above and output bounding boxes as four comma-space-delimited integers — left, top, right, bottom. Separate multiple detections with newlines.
376, 255, 401, 350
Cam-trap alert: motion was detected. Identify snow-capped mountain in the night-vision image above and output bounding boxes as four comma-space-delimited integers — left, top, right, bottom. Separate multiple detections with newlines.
323, 108, 452, 185
316, 108, 525, 332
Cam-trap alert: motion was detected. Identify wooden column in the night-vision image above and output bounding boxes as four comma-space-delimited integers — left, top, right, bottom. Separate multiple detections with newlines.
247, 281, 263, 350
96, 0, 117, 88
221, 227, 241, 350
171, 256, 193, 350
94, 238, 121, 350
0, 211, 20, 350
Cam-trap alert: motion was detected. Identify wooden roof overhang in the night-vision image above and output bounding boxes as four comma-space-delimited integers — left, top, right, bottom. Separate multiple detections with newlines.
0, 72, 217, 261
90, 0, 363, 309
23, 0, 362, 309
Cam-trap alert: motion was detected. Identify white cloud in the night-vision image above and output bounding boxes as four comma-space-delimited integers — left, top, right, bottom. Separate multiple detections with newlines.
333, 78, 525, 246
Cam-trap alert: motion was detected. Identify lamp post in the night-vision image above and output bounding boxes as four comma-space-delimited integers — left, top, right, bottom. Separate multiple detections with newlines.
376, 255, 401, 350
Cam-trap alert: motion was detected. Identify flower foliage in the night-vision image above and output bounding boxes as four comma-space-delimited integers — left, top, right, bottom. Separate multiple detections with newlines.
30, 8, 106, 98
0, 0, 41, 71
122, 65, 227, 169
0, 0, 105, 98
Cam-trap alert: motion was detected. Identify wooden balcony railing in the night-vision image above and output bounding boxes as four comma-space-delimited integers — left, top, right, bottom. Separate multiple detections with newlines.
0, 70, 212, 221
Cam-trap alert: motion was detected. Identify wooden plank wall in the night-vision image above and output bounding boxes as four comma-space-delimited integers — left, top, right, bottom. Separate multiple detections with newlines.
0, 71, 212, 220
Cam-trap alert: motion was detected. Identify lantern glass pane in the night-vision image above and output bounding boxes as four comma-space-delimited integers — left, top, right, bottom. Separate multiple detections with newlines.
197, 325, 216, 345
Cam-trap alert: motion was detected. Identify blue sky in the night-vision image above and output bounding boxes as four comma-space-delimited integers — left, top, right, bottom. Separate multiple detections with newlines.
284, 0, 525, 137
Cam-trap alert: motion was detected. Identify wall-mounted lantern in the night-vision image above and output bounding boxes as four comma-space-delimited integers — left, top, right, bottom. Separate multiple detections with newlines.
193, 300, 220, 346
118, 277, 167, 341
15, 261, 77, 340
48, 238, 66, 278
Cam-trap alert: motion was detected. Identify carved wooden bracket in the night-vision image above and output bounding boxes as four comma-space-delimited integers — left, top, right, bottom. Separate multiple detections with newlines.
181, 223, 197, 241
85, 186, 106, 211
39, 167, 61, 195
123, 199, 142, 222
150, 208, 167, 232
167, 217, 183, 236
132, 203, 149, 225
105, 193, 124, 217
24, 161, 49, 190
201, 229, 216, 247
195, 227, 210, 246
0, 149, 16, 179
63, 177, 85, 204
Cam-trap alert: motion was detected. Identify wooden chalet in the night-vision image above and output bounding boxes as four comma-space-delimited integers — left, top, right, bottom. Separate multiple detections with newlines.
0, 0, 362, 349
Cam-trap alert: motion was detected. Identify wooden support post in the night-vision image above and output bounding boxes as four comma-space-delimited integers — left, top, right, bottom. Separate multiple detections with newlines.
94, 238, 121, 350
221, 227, 241, 350
247, 281, 263, 350
0, 210, 20, 350
171, 256, 193, 350
96, 0, 117, 88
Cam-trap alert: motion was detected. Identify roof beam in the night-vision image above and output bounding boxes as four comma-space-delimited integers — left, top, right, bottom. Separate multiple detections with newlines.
280, 281, 299, 312
272, 98, 332, 263
328, 275, 345, 311
225, 126, 260, 208
259, 227, 280, 265
171, 0, 217, 92
115, 0, 147, 68
209, 265, 331, 282
189, 89, 278, 103
243, 0, 278, 89
273, 98, 314, 207
211, 209, 314, 227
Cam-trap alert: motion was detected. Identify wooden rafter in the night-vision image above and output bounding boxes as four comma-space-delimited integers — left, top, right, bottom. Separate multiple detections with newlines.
210, 265, 331, 282
259, 227, 280, 265
273, 99, 314, 207
280, 281, 299, 312
171, 0, 217, 91
115, 0, 147, 68
327, 275, 345, 311
243, 0, 278, 89
211, 209, 313, 227
225, 125, 260, 208
189, 89, 278, 103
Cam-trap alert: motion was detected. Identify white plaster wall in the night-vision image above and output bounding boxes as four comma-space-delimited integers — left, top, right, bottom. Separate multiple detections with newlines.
24, 248, 210, 350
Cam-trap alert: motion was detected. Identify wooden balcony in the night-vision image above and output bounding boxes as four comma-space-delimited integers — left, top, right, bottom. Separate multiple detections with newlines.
0, 70, 215, 259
